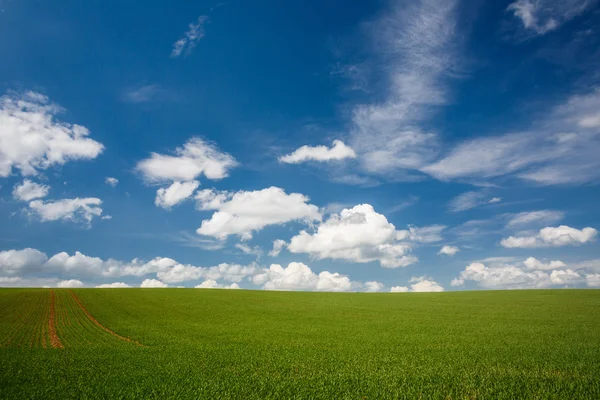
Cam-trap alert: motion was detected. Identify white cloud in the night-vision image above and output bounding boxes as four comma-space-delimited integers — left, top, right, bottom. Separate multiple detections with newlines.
196, 187, 322, 240
122, 85, 161, 103
423, 90, 600, 186
28, 197, 103, 224
454, 260, 585, 289
279, 140, 356, 164
448, 191, 493, 212
105, 177, 118, 187
252, 262, 355, 292
501, 225, 597, 248
28, 249, 259, 284
57, 279, 84, 288
507, 0, 596, 35
0, 248, 48, 274
363, 281, 385, 292
194, 279, 240, 289
423, 133, 545, 181
288, 204, 417, 268
522, 257, 566, 271
391, 277, 444, 292
171, 16, 208, 57
140, 279, 168, 288
450, 278, 464, 287
136, 138, 237, 183
586, 274, 600, 287
438, 245, 459, 256
0, 91, 104, 178
488, 197, 502, 204
155, 180, 200, 209
96, 282, 131, 288
349, 0, 461, 176
409, 276, 444, 292
12, 179, 50, 201
549, 269, 583, 285
268, 239, 287, 257
408, 225, 445, 243
455, 262, 552, 289
506, 210, 564, 228
234, 243, 262, 257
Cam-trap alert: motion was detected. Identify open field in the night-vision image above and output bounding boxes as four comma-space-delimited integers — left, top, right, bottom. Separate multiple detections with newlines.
1, 289, 599, 399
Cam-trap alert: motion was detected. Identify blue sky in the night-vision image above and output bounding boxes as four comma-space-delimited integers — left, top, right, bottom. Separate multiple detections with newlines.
1, 0, 599, 291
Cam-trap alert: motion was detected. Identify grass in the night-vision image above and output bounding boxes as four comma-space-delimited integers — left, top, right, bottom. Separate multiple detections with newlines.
1, 288, 599, 398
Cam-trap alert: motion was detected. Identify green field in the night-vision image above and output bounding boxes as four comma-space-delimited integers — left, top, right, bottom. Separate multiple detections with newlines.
1, 289, 599, 399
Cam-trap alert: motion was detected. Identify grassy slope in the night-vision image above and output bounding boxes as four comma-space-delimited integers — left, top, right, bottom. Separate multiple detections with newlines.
1, 289, 600, 399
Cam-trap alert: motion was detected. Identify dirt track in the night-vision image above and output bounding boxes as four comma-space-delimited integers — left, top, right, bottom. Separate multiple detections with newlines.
48, 290, 64, 349
68, 290, 142, 346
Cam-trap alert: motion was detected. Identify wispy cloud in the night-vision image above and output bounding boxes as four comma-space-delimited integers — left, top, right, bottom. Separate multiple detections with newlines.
448, 190, 498, 212
122, 85, 162, 103
388, 196, 419, 213
349, 0, 462, 177
505, 210, 565, 228
507, 0, 597, 36
423, 88, 600, 185
171, 16, 209, 58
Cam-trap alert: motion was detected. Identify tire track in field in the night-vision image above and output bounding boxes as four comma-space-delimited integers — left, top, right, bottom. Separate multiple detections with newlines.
48, 290, 64, 349
68, 290, 142, 346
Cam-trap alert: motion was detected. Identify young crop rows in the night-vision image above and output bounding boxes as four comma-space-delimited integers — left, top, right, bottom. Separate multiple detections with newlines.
0, 289, 139, 348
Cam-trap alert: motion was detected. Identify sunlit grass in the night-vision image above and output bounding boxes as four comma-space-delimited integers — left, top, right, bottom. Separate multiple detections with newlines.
1, 288, 599, 398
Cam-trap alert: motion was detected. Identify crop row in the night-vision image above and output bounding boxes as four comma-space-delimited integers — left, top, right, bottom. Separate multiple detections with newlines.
0, 289, 138, 348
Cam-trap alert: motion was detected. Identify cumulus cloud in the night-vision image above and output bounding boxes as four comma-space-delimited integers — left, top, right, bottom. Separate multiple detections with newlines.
586, 274, 600, 287
57, 279, 84, 288
28, 197, 103, 224
194, 280, 240, 289
453, 261, 585, 289
196, 187, 322, 240
252, 262, 361, 292
409, 276, 445, 292
140, 279, 168, 288
390, 277, 444, 292
12, 179, 50, 201
522, 257, 566, 271
279, 140, 356, 164
507, 0, 596, 35
501, 225, 597, 248
288, 204, 416, 268
0, 91, 104, 178
96, 282, 131, 288
105, 177, 118, 187
363, 281, 385, 292
171, 16, 208, 57
506, 210, 564, 228
268, 239, 287, 257
438, 245, 459, 256
155, 180, 200, 209
40, 249, 261, 284
0, 248, 48, 274
136, 138, 237, 183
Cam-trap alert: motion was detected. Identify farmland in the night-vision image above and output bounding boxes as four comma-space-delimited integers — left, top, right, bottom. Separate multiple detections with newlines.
1, 289, 599, 399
